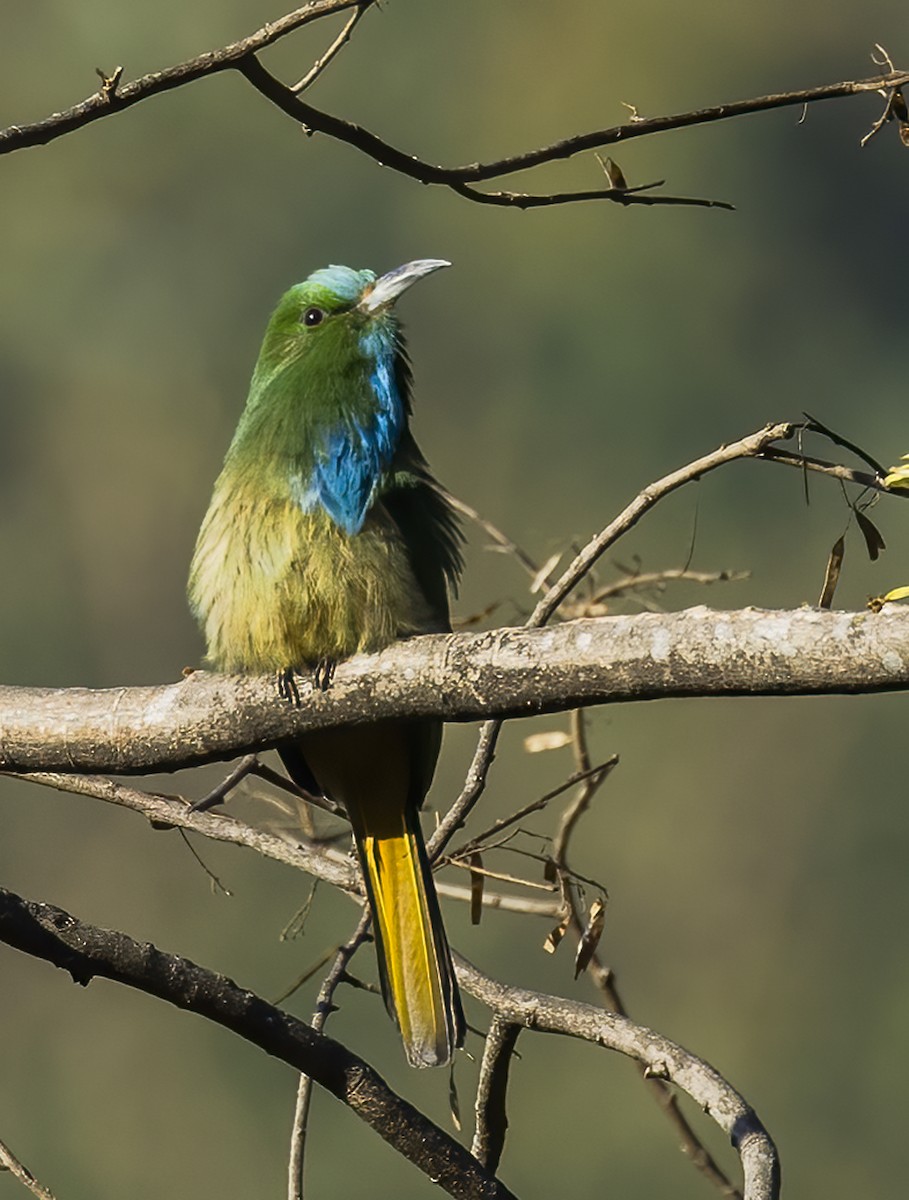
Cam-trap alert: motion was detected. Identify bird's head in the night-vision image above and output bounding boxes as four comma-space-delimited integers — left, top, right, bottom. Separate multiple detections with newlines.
252, 259, 450, 389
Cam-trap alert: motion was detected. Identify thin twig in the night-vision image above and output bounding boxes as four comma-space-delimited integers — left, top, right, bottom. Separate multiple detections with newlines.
557, 715, 742, 1198
288, 911, 372, 1200
430, 423, 793, 861
438, 487, 545, 583
445, 858, 555, 892
561, 566, 750, 616
450, 760, 617, 862
2, 13, 906, 211
0, 1136, 58, 1200
471, 1017, 522, 1172
428, 719, 502, 860
291, 2, 368, 92
0, 1, 368, 155
7, 770, 556, 917
458, 958, 780, 1200
757, 446, 895, 493
9, 771, 359, 892
191, 753, 259, 811
529, 422, 794, 627
0, 886, 517, 1200
450, 182, 735, 210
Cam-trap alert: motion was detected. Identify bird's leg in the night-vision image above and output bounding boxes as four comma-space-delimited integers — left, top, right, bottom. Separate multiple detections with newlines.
313, 656, 336, 692
276, 666, 302, 706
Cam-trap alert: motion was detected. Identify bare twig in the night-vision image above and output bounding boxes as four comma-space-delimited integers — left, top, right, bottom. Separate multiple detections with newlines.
860, 45, 909, 147
560, 566, 750, 617
529, 422, 795, 626
288, 911, 372, 1200
449, 760, 618, 862
428, 719, 502, 859
7, 771, 558, 917
291, 2, 369, 92
471, 1017, 522, 1173
438, 488, 546, 584
7, 772, 359, 891
0, 2, 368, 154
756, 445, 895, 493
0, 1136, 57, 1200
429, 423, 794, 858
458, 958, 780, 1200
0, 886, 517, 1200
555, 715, 742, 1198
191, 753, 260, 811
1, 13, 906, 211
449, 181, 735, 211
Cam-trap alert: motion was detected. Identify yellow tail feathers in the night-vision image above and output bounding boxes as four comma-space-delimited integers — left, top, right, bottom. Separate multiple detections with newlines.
284, 724, 463, 1068
358, 819, 463, 1068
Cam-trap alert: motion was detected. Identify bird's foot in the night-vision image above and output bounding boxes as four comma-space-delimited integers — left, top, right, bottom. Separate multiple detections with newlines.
313, 657, 336, 692
276, 666, 301, 707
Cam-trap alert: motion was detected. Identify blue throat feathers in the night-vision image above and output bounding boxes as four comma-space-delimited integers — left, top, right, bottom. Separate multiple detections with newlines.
293, 325, 403, 537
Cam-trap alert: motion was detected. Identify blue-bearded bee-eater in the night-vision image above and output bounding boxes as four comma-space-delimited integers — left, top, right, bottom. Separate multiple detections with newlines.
189, 260, 465, 1067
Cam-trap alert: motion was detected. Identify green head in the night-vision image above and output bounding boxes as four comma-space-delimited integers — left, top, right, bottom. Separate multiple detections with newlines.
229, 259, 450, 534
248, 259, 450, 401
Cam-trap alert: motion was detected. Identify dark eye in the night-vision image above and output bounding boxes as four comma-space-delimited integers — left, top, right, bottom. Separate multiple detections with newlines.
302, 306, 324, 327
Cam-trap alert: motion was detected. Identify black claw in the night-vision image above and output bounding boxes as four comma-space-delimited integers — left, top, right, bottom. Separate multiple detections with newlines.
276, 666, 301, 707
313, 657, 336, 692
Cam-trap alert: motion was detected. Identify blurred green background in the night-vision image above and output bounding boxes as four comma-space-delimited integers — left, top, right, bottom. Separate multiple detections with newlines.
1, 2, 907, 1197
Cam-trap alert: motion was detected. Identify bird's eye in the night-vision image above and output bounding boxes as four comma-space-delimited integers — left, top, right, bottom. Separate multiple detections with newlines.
302, 307, 325, 327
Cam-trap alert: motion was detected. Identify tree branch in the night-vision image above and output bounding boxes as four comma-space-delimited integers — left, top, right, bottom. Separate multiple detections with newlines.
2, 605, 908, 775
2, 6, 905, 210
0, 886, 517, 1200
288, 911, 373, 1200
471, 1017, 522, 1174
0, 1137, 58, 1200
457, 959, 780, 1200
6, 772, 563, 919
0, 2, 369, 155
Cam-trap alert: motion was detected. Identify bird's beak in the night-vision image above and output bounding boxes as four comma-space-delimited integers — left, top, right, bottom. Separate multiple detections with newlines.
360, 259, 451, 314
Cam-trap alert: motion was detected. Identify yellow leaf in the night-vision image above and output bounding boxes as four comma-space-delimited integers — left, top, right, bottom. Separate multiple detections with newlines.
883, 455, 909, 490
868, 585, 909, 612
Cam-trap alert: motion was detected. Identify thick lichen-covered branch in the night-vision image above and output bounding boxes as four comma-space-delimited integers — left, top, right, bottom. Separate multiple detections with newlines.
2, 605, 908, 776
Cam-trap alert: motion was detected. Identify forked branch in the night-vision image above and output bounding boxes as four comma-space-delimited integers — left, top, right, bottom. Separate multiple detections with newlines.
1, 4, 906, 210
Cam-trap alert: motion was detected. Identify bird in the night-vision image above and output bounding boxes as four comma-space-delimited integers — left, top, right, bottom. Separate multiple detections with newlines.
188, 259, 465, 1068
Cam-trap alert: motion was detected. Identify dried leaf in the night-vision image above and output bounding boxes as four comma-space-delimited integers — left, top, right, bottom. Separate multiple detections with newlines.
599, 154, 628, 189
574, 897, 606, 978
469, 852, 484, 926
855, 509, 885, 562
449, 1065, 462, 1131
818, 535, 845, 609
543, 913, 570, 955
892, 88, 909, 123
524, 730, 572, 754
